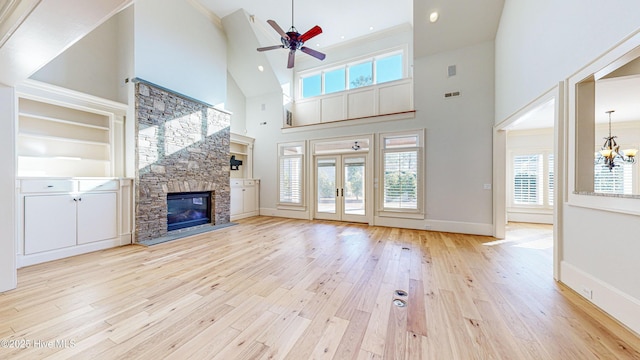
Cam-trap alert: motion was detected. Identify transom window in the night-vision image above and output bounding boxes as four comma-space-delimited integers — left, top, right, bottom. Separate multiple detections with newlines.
300, 51, 404, 99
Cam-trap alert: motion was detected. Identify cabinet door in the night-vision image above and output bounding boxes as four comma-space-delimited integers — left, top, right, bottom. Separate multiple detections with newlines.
77, 192, 117, 244
230, 186, 244, 216
243, 185, 256, 213
24, 195, 77, 254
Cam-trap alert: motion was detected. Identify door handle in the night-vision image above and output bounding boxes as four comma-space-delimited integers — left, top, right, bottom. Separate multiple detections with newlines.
336, 188, 339, 197
341, 188, 344, 196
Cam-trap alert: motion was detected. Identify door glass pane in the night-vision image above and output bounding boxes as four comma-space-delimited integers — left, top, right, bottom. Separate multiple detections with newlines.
344, 157, 365, 215
317, 158, 336, 214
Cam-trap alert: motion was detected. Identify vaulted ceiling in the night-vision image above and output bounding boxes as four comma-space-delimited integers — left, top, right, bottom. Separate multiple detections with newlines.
201, 0, 505, 57
0, 0, 132, 86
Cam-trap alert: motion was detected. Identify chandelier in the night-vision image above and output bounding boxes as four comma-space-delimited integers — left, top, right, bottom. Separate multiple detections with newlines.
594, 110, 637, 171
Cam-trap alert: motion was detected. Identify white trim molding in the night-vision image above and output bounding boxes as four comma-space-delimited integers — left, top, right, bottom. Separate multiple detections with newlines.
561, 261, 640, 335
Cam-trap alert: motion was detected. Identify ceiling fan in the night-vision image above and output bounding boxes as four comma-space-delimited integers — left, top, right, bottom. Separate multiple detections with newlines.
256, 0, 326, 68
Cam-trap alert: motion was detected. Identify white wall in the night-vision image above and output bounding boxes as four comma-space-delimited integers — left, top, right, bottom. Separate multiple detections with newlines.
30, 7, 133, 104
496, 0, 640, 333
134, 0, 226, 106
249, 41, 495, 235
227, 73, 247, 135
495, 0, 640, 122
0, 85, 17, 292
415, 41, 495, 228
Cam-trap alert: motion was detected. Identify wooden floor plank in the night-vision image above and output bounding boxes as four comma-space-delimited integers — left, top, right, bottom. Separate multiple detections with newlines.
0, 218, 636, 359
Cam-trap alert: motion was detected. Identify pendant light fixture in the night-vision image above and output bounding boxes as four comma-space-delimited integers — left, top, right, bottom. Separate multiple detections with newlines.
594, 110, 637, 171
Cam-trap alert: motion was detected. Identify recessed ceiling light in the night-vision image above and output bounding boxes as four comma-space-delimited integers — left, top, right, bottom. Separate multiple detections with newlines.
316, 43, 320, 47
369, 26, 374, 31
429, 11, 439, 23
341, 35, 345, 39
258, 65, 264, 72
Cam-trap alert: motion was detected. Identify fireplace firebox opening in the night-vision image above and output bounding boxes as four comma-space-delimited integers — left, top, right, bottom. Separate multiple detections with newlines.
167, 191, 212, 231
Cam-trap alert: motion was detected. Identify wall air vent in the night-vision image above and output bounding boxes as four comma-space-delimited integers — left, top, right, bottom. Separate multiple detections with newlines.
448, 65, 456, 77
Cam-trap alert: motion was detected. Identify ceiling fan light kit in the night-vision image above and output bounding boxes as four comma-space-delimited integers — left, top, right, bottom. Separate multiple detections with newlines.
256, 0, 326, 68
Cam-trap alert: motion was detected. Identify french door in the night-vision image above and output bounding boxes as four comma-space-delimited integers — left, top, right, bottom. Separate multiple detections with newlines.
315, 154, 367, 223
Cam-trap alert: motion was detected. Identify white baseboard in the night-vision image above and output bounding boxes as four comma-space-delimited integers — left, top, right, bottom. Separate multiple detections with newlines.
230, 211, 259, 221
561, 261, 640, 335
258, 208, 492, 236
260, 207, 310, 220
507, 212, 553, 224
120, 233, 132, 245
17, 238, 123, 268
424, 219, 493, 236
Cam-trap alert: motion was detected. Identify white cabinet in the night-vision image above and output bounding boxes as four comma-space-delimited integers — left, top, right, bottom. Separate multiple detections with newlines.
230, 179, 259, 220
24, 192, 117, 253
24, 195, 77, 254
77, 192, 117, 245
18, 178, 131, 267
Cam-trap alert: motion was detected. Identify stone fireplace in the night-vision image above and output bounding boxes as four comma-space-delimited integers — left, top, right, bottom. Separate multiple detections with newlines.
134, 79, 231, 242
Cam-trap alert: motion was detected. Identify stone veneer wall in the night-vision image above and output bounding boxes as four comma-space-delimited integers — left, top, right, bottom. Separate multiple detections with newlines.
135, 81, 231, 242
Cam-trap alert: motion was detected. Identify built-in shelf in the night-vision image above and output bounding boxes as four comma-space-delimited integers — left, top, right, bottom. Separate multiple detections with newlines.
18, 133, 111, 146
17, 96, 114, 177
19, 113, 111, 131
230, 133, 255, 179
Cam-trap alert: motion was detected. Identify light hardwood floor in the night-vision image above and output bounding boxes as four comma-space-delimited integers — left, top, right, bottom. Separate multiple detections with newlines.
1, 217, 639, 359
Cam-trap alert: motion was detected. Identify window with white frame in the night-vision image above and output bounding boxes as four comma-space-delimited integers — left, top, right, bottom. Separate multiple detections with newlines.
594, 163, 633, 194
592, 142, 636, 195
380, 131, 423, 212
300, 50, 405, 99
278, 142, 305, 207
511, 152, 554, 207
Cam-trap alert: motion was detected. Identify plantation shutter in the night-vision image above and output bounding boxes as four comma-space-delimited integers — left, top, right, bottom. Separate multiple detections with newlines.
548, 154, 554, 206
594, 163, 632, 194
513, 154, 543, 205
279, 156, 302, 204
278, 143, 304, 206
383, 150, 418, 209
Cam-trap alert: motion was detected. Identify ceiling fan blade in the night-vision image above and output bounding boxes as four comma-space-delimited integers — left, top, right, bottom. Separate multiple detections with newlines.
300, 46, 326, 61
267, 20, 289, 40
287, 50, 296, 69
257, 45, 285, 52
299, 25, 322, 42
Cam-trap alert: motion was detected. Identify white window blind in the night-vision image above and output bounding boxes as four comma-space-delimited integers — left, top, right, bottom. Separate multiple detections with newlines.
594, 163, 632, 194
548, 154, 554, 206
278, 143, 304, 205
513, 154, 543, 205
383, 150, 418, 210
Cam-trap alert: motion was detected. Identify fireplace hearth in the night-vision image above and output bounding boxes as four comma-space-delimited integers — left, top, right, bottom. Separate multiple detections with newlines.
167, 191, 212, 231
